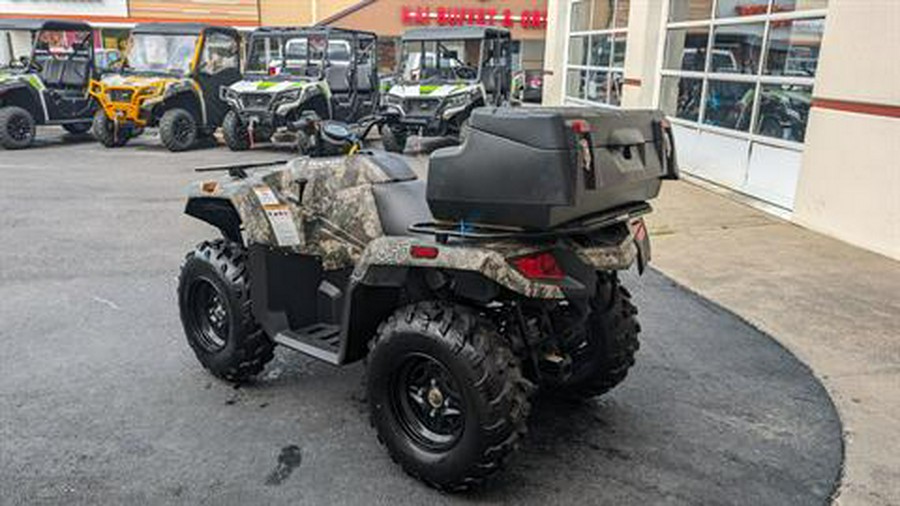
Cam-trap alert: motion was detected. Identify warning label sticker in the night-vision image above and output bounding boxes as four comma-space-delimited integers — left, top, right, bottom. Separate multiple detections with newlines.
264, 205, 302, 247
253, 186, 301, 247
253, 186, 280, 206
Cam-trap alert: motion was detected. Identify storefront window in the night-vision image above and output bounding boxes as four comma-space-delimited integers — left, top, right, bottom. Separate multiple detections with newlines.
774, 0, 828, 12
571, 1, 591, 32
704, 80, 755, 131
659, 1, 825, 146
764, 18, 825, 77
663, 27, 709, 71
756, 84, 813, 142
668, 0, 714, 23
568, 35, 588, 65
660, 76, 703, 121
567, 68, 586, 98
711, 22, 765, 74
566, 0, 629, 107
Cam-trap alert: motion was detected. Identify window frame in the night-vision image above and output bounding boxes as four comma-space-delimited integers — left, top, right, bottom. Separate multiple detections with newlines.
656, 0, 826, 150
564, 0, 630, 107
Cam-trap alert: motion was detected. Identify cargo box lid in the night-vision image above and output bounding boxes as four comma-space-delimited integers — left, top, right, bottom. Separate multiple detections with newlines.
470, 107, 665, 150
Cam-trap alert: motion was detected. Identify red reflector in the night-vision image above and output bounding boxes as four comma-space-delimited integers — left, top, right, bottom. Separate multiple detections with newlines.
631, 219, 647, 241
570, 119, 591, 134
410, 245, 439, 259
511, 252, 565, 281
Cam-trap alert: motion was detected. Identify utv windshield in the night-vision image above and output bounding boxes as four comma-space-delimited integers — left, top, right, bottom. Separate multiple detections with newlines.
401, 39, 482, 84
246, 34, 352, 77
126, 34, 197, 75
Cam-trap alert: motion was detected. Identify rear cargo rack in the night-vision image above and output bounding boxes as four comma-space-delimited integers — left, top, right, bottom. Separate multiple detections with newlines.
409, 202, 652, 243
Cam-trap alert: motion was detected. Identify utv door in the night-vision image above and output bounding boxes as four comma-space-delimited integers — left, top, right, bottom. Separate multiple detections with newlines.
195, 29, 241, 128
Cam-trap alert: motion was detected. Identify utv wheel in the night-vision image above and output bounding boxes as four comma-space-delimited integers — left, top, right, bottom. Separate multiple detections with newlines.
367, 301, 531, 491
0, 106, 36, 149
92, 109, 128, 148
160, 107, 198, 152
557, 274, 641, 399
222, 110, 250, 151
178, 239, 275, 382
62, 122, 92, 135
382, 126, 407, 153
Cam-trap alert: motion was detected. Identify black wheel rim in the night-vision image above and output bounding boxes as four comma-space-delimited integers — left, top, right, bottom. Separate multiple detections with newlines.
8, 114, 31, 141
187, 278, 229, 352
173, 116, 193, 144
391, 353, 465, 451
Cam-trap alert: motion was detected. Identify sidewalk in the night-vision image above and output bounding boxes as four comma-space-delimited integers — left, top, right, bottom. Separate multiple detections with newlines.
645, 179, 900, 506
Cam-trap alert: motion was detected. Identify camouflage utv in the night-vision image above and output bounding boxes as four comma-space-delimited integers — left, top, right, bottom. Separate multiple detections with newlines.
177, 106, 678, 490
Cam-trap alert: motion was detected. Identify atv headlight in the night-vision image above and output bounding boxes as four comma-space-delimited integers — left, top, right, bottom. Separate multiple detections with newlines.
277, 88, 302, 103
443, 92, 470, 110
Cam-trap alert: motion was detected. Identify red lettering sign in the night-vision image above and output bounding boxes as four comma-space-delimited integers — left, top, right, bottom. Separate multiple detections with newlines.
400, 5, 547, 29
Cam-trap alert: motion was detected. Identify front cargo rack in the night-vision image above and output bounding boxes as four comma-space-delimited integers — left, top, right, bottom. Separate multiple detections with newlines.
409, 202, 652, 243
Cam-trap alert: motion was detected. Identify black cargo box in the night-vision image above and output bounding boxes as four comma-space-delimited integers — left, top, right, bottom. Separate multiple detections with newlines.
426, 106, 678, 229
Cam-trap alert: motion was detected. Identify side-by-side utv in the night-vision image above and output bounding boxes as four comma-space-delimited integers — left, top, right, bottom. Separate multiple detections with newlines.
220, 27, 379, 152
177, 106, 678, 490
89, 23, 241, 151
0, 20, 97, 149
380, 27, 513, 153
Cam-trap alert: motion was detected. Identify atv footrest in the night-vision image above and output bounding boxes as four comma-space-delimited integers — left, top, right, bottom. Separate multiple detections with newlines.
273, 323, 341, 365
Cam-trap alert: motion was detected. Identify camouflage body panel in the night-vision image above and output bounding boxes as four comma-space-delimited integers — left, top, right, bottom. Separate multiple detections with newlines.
188, 154, 391, 270
187, 154, 639, 299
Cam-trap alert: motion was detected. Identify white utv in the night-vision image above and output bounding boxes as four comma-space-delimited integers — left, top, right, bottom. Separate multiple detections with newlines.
220, 27, 379, 152
380, 27, 512, 153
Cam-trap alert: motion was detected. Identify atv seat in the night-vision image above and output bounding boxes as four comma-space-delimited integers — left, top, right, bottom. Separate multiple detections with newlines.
371, 179, 433, 236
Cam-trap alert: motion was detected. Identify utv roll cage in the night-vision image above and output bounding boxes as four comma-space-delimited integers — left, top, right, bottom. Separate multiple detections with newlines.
248, 26, 378, 91
398, 26, 512, 85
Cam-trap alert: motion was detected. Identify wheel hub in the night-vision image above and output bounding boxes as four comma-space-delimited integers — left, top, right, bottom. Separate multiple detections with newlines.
427, 386, 444, 409
392, 354, 465, 451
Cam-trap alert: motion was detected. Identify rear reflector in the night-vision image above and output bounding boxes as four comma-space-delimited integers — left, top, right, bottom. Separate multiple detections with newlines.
410, 245, 439, 259
511, 251, 565, 280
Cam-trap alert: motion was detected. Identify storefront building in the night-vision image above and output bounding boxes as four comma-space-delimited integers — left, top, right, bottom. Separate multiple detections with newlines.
1, 0, 547, 71
544, 0, 899, 260
320, 0, 548, 74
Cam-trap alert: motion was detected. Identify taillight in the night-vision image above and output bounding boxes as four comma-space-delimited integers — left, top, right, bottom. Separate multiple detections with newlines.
569, 119, 591, 134
511, 251, 565, 281
410, 245, 439, 259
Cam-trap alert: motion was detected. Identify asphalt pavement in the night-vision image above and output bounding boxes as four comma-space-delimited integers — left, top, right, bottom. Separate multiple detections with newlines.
0, 129, 842, 505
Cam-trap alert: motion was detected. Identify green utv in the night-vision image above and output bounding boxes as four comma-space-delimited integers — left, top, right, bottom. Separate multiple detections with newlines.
0, 20, 97, 149
220, 27, 379, 152
178, 106, 678, 490
380, 27, 513, 153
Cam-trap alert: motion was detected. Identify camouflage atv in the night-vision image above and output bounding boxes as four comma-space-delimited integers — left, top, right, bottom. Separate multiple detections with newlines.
177, 107, 677, 489
89, 23, 241, 151
380, 27, 512, 153
220, 27, 379, 152
0, 20, 97, 149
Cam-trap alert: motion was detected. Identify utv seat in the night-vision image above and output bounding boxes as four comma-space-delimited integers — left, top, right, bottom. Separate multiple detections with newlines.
325, 65, 351, 93
371, 179, 433, 236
